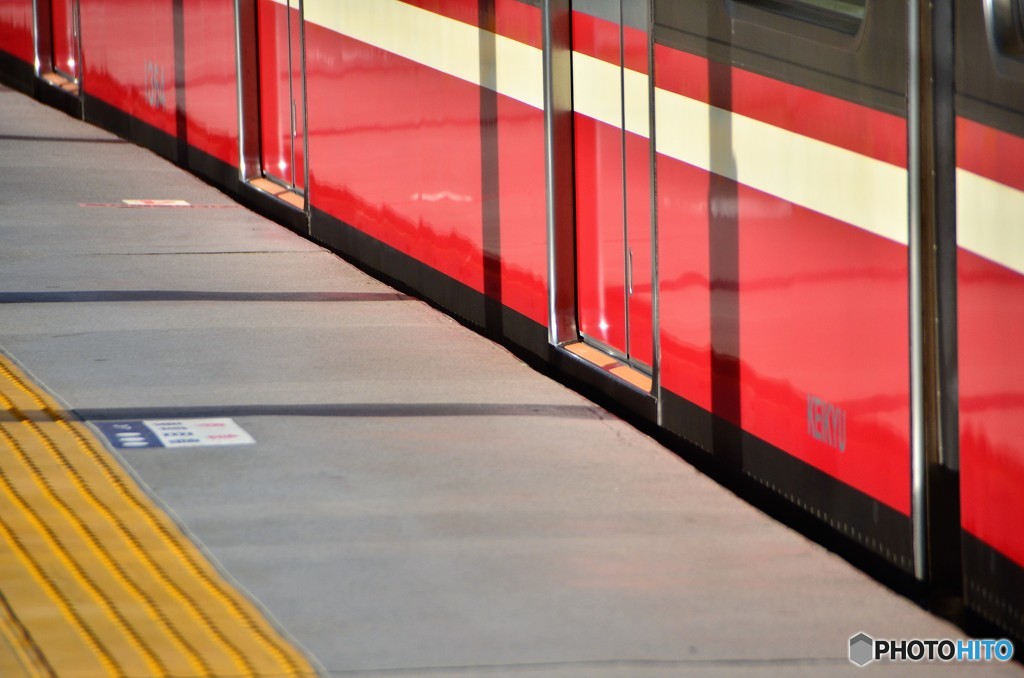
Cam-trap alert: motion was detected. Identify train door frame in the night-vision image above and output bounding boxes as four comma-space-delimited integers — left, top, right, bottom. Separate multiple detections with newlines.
256, 0, 307, 193
542, 0, 661, 396
32, 0, 83, 97
234, 0, 310, 225
909, 0, 961, 592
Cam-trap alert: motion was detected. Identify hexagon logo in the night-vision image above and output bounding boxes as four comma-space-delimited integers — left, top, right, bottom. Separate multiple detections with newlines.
849, 632, 875, 667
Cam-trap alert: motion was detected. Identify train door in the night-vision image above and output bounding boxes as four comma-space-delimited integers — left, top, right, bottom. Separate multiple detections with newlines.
49, 0, 80, 83
571, 0, 654, 372
953, 0, 1024, 640
34, 0, 82, 94
256, 0, 306, 195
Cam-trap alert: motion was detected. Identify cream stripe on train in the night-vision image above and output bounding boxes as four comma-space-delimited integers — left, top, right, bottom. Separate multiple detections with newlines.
290, 0, 1024, 276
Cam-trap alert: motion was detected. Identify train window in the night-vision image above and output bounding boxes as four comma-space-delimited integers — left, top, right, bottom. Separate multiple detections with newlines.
988, 0, 1024, 60
735, 0, 866, 35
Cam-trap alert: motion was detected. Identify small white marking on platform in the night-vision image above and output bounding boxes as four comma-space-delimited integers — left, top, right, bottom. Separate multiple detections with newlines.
122, 199, 191, 206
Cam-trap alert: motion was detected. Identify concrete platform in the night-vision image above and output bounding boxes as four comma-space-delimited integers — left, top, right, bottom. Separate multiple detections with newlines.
1, 83, 1021, 677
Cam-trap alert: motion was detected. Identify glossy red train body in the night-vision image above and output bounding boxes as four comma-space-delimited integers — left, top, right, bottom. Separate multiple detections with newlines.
2, 0, 1023, 641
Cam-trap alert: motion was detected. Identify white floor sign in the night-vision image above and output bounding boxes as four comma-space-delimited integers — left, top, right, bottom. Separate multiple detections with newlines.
96, 418, 255, 449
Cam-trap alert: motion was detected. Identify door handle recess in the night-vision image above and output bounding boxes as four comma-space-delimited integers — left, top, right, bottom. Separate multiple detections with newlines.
628, 248, 633, 295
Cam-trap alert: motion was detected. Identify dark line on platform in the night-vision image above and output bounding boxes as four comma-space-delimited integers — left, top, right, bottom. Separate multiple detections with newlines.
78, 403, 600, 421
0, 134, 126, 143
0, 291, 411, 303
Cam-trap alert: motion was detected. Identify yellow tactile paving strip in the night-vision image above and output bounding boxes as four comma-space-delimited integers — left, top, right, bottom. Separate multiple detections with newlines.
0, 353, 316, 677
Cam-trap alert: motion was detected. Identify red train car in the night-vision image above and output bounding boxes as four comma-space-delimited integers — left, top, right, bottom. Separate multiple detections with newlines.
2, 0, 1023, 641
0, 0, 36, 88
955, 0, 1024, 639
